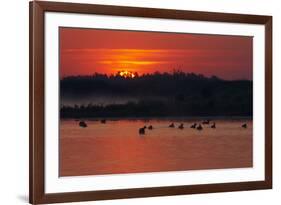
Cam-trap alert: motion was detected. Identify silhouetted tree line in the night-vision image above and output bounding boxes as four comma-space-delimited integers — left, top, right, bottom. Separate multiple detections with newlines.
60, 71, 252, 118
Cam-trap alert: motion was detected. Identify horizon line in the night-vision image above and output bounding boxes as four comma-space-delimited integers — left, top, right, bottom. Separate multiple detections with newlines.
60, 70, 252, 81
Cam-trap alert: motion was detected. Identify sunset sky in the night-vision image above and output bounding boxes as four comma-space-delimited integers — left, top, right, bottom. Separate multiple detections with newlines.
60, 27, 253, 80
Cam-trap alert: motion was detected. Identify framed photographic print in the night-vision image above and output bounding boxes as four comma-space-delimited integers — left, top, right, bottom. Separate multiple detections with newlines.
29, 1, 272, 204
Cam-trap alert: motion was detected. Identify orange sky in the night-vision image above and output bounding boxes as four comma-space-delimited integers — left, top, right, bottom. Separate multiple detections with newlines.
60, 27, 253, 80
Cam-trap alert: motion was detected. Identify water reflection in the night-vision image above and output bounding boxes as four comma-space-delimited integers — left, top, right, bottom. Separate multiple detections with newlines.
59, 119, 252, 177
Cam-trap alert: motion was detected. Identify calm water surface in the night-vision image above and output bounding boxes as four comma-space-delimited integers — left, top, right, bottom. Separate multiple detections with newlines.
59, 119, 252, 176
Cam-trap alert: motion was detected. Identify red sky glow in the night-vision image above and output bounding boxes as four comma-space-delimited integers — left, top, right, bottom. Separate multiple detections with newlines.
60, 27, 253, 80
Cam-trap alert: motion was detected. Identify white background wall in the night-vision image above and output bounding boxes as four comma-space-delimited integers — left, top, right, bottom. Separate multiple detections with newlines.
0, 0, 279, 204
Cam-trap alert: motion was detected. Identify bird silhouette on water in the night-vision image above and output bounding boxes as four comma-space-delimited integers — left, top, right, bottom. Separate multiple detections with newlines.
79, 121, 87, 128
197, 124, 203, 131
178, 123, 184, 129
169, 123, 175, 128
139, 126, 146, 135
211, 122, 216, 129
148, 125, 153, 130
190, 123, 197, 128
242, 123, 247, 128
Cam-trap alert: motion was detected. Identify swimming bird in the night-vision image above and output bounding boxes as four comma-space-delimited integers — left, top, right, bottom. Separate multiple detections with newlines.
202, 120, 210, 125
197, 124, 203, 131
139, 126, 146, 135
148, 125, 153, 130
242, 123, 247, 128
79, 121, 87, 128
190, 123, 197, 128
169, 123, 175, 128
178, 123, 184, 129
211, 122, 216, 129
101, 119, 106, 124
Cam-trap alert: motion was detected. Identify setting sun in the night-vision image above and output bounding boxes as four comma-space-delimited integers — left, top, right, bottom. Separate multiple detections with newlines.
60, 27, 253, 80
117, 70, 136, 78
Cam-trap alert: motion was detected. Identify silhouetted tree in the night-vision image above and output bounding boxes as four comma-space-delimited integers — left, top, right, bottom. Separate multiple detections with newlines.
60, 71, 252, 118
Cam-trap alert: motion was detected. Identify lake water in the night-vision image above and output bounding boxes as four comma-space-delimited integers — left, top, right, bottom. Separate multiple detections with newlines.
59, 119, 252, 176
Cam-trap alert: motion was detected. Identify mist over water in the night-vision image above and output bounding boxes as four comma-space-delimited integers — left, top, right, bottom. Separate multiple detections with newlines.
60, 72, 253, 118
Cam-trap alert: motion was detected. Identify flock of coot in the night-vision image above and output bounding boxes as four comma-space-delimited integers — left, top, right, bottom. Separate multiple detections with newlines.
76, 119, 248, 136
138, 120, 247, 135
